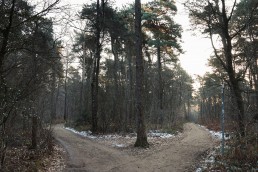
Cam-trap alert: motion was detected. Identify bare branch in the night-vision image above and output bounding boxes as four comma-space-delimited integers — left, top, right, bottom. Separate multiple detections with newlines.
12, 0, 61, 28
208, 20, 227, 71
228, 0, 237, 22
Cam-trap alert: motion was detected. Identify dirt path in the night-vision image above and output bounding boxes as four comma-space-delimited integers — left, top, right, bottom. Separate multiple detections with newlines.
53, 123, 215, 172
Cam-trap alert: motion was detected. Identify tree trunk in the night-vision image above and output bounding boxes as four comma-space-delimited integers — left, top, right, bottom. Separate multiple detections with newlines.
80, 42, 86, 117
157, 44, 163, 125
50, 69, 56, 120
91, 56, 98, 133
125, 42, 134, 128
91, 0, 103, 133
0, 123, 7, 169
157, 44, 163, 110
64, 60, 68, 122
31, 115, 38, 149
55, 79, 60, 119
253, 58, 258, 108
111, 37, 119, 126
134, 0, 149, 148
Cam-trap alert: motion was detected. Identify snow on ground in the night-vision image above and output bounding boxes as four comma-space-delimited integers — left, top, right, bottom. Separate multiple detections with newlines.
195, 124, 232, 171
148, 130, 175, 138
65, 127, 97, 139
112, 143, 126, 148
194, 146, 219, 172
197, 124, 230, 140
65, 127, 177, 148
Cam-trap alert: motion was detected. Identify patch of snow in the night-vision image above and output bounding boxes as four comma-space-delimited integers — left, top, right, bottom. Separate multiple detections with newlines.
204, 156, 215, 164
195, 167, 202, 172
195, 148, 218, 172
198, 124, 206, 129
66, 126, 176, 140
113, 143, 126, 148
197, 125, 230, 140
97, 134, 122, 140
65, 127, 97, 139
65, 127, 178, 149
148, 130, 175, 138
209, 130, 230, 140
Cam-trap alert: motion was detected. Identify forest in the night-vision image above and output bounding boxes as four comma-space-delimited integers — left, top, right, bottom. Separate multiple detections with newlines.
0, 0, 257, 171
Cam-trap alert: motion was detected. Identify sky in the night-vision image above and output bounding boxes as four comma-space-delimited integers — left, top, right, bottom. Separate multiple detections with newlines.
45, 0, 213, 86
173, 1, 212, 78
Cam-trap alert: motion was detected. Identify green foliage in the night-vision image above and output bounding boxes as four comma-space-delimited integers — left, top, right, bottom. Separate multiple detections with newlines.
142, 0, 183, 61
142, 12, 157, 21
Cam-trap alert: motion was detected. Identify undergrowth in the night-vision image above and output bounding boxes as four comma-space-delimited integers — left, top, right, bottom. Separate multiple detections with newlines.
198, 119, 258, 171
1, 129, 55, 172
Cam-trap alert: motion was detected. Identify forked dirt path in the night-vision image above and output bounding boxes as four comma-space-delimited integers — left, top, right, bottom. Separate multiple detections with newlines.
53, 123, 215, 172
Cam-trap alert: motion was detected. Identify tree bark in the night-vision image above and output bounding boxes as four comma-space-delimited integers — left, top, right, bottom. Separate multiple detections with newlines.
125, 41, 134, 129
134, 0, 149, 148
31, 115, 38, 149
157, 43, 163, 125
251, 47, 258, 109
64, 60, 68, 122
111, 37, 119, 125
157, 44, 162, 109
0, 123, 7, 169
50, 69, 57, 120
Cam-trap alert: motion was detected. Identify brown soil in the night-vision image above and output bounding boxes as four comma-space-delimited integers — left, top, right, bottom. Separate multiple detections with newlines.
53, 123, 215, 172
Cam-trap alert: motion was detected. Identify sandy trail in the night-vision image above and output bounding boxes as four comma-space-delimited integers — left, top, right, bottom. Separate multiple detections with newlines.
53, 123, 214, 172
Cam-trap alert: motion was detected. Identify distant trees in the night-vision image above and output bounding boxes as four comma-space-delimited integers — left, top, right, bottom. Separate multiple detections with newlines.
196, 73, 222, 123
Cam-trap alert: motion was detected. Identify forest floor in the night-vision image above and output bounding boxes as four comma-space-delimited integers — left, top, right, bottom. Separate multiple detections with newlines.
53, 123, 216, 172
